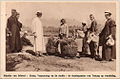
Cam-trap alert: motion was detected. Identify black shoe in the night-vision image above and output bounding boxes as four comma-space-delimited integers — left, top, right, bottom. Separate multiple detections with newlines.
109, 59, 113, 61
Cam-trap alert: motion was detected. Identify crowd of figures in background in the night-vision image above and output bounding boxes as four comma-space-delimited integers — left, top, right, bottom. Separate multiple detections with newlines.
6, 9, 116, 62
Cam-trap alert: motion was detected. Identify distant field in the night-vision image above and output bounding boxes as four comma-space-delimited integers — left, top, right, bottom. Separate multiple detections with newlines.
22, 25, 83, 37
22, 23, 103, 38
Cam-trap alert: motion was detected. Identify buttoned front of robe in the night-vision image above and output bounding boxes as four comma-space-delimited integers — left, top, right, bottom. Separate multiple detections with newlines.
32, 17, 45, 53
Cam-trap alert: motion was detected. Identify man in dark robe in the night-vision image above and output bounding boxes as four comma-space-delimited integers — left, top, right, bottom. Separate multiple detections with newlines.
99, 12, 116, 61
88, 14, 98, 59
7, 9, 22, 53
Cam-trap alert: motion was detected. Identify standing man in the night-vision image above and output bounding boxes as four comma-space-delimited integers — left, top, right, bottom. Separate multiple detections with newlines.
7, 9, 22, 53
59, 19, 69, 56
32, 11, 45, 55
59, 19, 69, 39
89, 14, 98, 58
99, 11, 116, 61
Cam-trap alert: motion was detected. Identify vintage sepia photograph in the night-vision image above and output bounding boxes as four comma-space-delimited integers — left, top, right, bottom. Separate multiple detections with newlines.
4, 1, 117, 72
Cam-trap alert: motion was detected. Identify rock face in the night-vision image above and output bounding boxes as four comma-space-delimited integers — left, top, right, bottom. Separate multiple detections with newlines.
6, 53, 34, 71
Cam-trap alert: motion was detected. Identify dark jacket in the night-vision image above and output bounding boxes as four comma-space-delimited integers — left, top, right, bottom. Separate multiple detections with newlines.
99, 18, 116, 59
89, 20, 97, 33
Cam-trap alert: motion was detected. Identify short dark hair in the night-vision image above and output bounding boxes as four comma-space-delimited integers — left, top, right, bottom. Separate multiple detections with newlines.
61, 19, 66, 23
89, 14, 93, 17
36, 12, 42, 17
82, 22, 86, 26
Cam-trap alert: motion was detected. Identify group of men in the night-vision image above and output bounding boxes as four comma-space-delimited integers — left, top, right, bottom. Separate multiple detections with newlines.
59, 12, 116, 61
6, 9, 45, 54
6, 9, 116, 61
88, 12, 116, 61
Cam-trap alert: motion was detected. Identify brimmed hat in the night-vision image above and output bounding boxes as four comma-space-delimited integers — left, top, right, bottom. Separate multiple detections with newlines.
105, 11, 112, 16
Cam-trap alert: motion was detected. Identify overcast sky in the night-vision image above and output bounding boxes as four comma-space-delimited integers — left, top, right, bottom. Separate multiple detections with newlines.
6, 2, 116, 28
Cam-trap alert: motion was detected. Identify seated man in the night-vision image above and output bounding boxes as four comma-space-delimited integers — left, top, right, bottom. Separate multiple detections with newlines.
21, 32, 33, 47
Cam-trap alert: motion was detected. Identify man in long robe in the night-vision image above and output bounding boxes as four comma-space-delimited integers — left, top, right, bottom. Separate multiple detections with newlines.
32, 11, 45, 54
7, 9, 22, 53
99, 12, 116, 61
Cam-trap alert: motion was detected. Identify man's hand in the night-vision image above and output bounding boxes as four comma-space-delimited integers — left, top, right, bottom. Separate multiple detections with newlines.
34, 35, 37, 38
6, 29, 12, 36
9, 32, 12, 36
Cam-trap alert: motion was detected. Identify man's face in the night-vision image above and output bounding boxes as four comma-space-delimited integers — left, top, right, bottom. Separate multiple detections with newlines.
61, 20, 66, 24
16, 15, 20, 19
12, 11, 17, 16
105, 14, 110, 19
89, 15, 94, 21
40, 14, 42, 18
38, 13, 42, 18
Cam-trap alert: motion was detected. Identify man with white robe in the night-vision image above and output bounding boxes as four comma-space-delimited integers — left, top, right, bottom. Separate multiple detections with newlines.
32, 11, 45, 54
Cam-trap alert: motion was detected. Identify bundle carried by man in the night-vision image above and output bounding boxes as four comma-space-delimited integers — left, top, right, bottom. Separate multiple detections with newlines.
46, 35, 59, 55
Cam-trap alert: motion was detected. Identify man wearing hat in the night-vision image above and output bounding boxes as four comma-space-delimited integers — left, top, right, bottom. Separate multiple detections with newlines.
99, 11, 116, 61
7, 9, 22, 53
32, 11, 45, 55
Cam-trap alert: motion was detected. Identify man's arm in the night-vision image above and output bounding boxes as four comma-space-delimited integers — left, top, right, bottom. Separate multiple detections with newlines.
7, 19, 11, 31
110, 20, 116, 40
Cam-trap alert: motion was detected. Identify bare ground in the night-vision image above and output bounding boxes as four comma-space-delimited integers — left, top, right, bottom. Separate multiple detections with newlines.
6, 52, 116, 71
